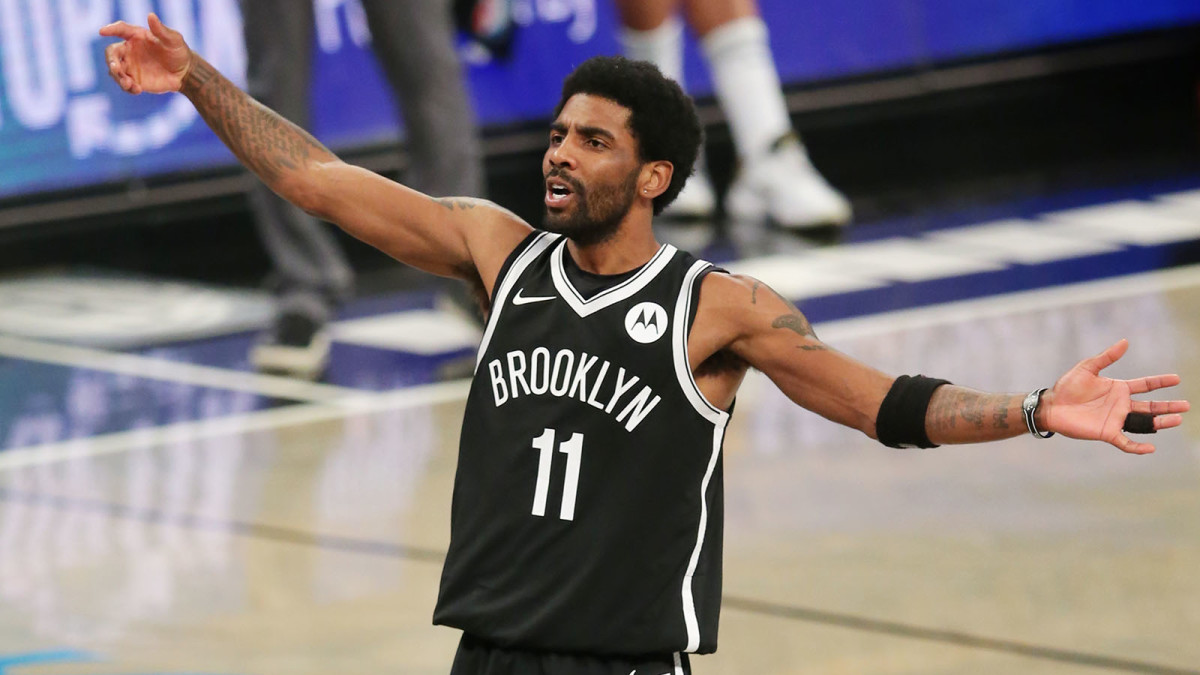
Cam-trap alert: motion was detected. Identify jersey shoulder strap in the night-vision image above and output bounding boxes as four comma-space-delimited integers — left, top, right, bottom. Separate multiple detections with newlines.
488, 230, 562, 307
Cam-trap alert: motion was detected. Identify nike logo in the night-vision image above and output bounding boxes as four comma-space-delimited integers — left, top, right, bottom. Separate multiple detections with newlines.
512, 289, 555, 305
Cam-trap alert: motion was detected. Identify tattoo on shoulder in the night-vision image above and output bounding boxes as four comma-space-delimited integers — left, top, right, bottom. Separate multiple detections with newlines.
434, 197, 479, 211
771, 313, 818, 339
748, 279, 797, 309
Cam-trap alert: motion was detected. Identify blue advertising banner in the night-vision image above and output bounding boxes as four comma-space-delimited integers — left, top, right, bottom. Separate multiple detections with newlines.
1, 0, 1198, 203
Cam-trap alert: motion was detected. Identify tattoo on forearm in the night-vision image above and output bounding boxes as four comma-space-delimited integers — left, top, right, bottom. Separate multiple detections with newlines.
772, 314, 817, 339
992, 406, 1009, 430
926, 390, 1019, 436
181, 56, 334, 185
961, 395, 986, 429
797, 344, 830, 352
183, 57, 215, 90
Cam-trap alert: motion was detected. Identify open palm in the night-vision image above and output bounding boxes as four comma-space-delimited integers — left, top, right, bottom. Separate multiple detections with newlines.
1045, 339, 1187, 454
99, 14, 191, 95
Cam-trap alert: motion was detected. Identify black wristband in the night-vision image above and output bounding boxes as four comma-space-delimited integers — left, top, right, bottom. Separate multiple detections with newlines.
876, 375, 952, 449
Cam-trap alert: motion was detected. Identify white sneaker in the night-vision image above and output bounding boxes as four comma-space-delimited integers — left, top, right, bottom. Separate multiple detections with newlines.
662, 168, 717, 220
725, 135, 852, 230
250, 312, 331, 380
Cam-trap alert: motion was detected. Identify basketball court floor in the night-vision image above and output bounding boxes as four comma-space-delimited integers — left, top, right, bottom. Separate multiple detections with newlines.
1, 182, 1198, 674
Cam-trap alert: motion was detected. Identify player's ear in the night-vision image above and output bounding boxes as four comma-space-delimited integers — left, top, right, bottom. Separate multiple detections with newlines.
639, 161, 673, 199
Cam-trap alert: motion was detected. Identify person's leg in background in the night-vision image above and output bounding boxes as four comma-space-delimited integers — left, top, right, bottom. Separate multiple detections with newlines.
360, 0, 489, 323
616, 0, 718, 220
615, 0, 852, 230
242, 0, 354, 378
360, 0, 484, 199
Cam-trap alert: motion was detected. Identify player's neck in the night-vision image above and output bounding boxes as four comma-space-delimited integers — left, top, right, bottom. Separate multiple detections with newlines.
566, 222, 660, 276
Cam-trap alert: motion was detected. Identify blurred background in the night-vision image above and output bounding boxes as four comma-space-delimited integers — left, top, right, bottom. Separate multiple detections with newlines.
1, 1, 1199, 674
2, 0, 1198, 288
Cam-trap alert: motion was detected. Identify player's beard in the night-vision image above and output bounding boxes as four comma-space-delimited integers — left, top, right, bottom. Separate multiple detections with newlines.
543, 166, 640, 246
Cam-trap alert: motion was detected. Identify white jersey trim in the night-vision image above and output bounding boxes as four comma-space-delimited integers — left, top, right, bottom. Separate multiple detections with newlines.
550, 240, 678, 318
474, 231, 561, 372
673, 652, 685, 674
680, 416, 728, 653
673, 258, 730, 653
671, 260, 728, 424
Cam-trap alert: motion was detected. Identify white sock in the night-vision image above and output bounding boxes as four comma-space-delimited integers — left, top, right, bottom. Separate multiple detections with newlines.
618, 16, 685, 84
701, 16, 794, 161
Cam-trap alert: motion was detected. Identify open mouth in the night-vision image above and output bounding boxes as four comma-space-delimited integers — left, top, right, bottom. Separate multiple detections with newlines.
545, 177, 577, 208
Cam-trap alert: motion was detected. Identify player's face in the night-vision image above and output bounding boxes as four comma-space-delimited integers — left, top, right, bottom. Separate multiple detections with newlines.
542, 94, 643, 246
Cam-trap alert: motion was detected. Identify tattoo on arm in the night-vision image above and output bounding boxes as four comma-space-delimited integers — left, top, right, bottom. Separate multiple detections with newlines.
181, 56, 335, 185
753, 277, 819, 340
992, 406, 1010, 430
771, 314, 818, 339
926, 390, 1019, 437
433, 197, 480, 211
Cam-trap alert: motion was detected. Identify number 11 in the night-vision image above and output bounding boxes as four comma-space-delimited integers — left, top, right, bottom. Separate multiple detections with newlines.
531, 428, 583, 521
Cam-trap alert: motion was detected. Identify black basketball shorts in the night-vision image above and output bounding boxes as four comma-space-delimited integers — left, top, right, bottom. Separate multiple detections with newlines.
450, 634, 692, 675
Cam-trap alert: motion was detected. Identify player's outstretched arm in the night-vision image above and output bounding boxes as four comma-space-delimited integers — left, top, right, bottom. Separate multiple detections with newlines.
99, 15, 530, 292
708, 274, 1187, 453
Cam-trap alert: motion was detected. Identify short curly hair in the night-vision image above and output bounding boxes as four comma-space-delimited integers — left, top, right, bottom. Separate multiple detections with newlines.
555, 56, 703, 216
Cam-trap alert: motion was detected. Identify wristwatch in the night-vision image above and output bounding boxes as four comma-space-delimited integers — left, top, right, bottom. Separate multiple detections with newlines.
1022, 388, 1055, 439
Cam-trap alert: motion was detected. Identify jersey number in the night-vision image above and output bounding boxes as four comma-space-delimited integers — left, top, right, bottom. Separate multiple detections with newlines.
530, 428, 583, 521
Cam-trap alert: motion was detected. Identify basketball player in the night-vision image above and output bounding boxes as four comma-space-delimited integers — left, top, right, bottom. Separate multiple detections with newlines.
101, 16, 1189, 674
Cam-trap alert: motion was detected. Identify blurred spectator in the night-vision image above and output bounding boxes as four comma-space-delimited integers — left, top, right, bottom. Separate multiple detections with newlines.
243, 0, 484, 378
614, 0, 851, 229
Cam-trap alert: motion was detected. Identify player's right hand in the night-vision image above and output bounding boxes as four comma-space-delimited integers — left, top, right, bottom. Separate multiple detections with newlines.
99, 13, 192, 95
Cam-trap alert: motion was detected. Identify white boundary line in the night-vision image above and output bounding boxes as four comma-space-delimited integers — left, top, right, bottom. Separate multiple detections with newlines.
0, 379, 472, 472
3, 263, 1199, 473
0, 335, 361, 402
816, 263, 1200, 342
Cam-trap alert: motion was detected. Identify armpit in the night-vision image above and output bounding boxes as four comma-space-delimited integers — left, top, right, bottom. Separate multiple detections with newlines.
695, 348, 749, 378
454, 263, 489, 321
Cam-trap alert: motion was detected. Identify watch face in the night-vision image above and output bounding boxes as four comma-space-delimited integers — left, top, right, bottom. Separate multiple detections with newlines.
1024, 389, 1044, 412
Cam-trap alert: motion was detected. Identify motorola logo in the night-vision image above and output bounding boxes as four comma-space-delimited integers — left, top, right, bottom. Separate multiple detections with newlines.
624, 302, 668, 344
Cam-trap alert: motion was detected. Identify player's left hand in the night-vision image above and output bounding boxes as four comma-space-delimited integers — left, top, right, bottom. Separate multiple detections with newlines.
1041, 339, 1188, 454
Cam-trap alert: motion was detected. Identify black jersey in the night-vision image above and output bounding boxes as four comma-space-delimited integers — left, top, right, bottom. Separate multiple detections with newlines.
434, 231, 731, 657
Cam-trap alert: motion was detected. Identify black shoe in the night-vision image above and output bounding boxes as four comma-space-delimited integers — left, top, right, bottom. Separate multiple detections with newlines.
251, 312, 331, 379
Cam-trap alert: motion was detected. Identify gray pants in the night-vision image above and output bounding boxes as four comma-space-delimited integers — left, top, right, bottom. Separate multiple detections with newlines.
242, 0, 484, 323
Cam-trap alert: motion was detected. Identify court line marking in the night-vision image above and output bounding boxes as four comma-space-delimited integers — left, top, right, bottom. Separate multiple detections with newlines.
2, 486, 1193, 675
817, 262, 1200, 343
0, 334, 360, 402
0, 490, 446, 564
0, 379, 472, 472
0, 649, 98, 670
731, 195, 1200, 297
2, 262, 1198, 472
722, 595, 1200, 675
